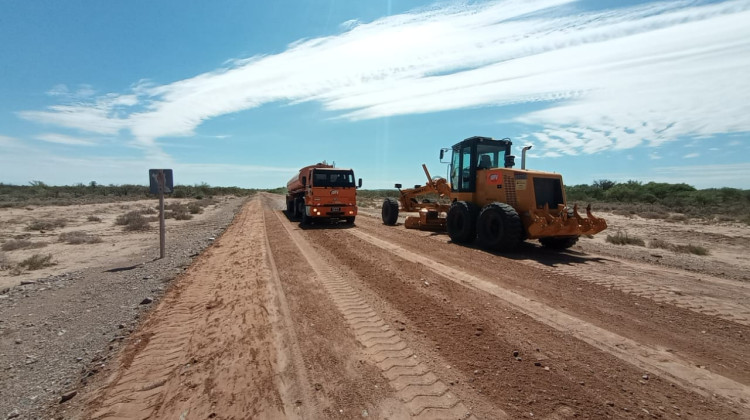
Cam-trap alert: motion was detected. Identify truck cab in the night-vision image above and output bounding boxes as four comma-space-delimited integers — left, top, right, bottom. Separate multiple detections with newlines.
287, 164, 361, 225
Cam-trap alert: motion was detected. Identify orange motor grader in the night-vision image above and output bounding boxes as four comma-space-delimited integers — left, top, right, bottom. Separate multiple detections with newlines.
381, 136, 607, 251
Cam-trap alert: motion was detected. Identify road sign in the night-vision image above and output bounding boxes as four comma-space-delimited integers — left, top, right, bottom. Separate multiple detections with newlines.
148, 169, 173, 259
149, 169, 173, 194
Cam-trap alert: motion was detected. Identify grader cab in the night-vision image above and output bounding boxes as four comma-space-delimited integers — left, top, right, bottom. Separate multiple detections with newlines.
381, 136, 607, 251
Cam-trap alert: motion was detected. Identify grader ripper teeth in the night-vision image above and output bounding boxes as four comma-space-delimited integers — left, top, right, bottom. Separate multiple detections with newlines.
527, 204, 607, 238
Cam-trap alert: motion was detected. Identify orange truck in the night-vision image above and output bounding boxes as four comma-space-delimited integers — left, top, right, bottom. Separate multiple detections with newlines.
286, 162, 362, 224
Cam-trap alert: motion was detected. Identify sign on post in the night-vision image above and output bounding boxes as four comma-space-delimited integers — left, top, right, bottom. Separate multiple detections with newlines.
149, 169, 173, 194
148, 169, 173, 259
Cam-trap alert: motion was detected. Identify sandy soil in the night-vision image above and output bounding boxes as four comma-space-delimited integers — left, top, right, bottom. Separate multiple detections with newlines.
2, 193, 749, 419
0, 198, 236, 290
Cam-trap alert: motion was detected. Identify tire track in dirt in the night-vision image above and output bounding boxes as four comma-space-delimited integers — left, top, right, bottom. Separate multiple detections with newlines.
359, 208, 750, 326
272, 209, 481, 420
528, 256, 750, 326
345, 227, 750, 414
84, 199, 311, 419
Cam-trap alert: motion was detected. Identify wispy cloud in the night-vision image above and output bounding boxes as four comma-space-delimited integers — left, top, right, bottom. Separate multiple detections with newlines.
683, 152, 700, 158
653, 162, 750, 188
18, 0, 750, 158
36, 133, 96, 146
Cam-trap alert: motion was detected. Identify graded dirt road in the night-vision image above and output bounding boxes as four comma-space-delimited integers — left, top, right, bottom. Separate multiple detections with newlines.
66, 194, 750, 419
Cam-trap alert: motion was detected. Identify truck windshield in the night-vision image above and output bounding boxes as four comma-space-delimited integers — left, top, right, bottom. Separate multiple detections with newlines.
312, 170, 355, 187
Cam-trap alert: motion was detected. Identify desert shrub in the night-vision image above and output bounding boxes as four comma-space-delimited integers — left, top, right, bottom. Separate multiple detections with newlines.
115, 211, 151, 231
163, 202, 193, 220
1, 239, 48, 251
87, 215, 102, 222
649, 239, 709, 256
59, 231, 103, 245
26, 218, 67, 231
606, 231, 645, 246
172, 209, 193, 220
681, 244, 709, 255
188, 203, 203, 214
18, 253, 54, 270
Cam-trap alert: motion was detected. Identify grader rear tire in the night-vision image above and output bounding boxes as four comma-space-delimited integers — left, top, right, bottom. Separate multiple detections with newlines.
382, 198, 399, 225
446, 201, 479, 244
476, 202, 522, 251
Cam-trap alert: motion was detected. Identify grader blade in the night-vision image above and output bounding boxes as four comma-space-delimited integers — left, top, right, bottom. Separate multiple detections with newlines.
404, 208, 447, 230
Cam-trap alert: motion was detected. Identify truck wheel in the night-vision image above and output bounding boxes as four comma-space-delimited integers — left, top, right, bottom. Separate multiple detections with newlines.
476, 202, 522, 251
539, 236, 579, 249
301, 211, 311, 225
382, 198, 399, 225
286, 199, 293, 214
446, 201, 479, 244
295, 198, 305, 220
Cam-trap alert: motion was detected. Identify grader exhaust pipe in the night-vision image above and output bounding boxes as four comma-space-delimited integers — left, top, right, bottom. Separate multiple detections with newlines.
521, 145, 532, 170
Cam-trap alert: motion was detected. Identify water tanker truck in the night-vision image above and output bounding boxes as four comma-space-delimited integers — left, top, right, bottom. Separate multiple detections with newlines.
287, 162, 362, 224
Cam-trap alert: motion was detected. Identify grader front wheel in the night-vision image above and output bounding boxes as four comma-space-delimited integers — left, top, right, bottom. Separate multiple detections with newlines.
382, 198, 399, 225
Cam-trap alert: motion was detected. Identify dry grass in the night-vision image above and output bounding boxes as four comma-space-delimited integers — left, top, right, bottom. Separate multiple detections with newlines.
605, 231, 646, 246
17, 253, 55, 270
649, 238, 710, 256
115, 211, 151, 231
87, 215, 102, 222
59, 231, 103, 245
26, 218, 67, 231
1, 239, 48, 251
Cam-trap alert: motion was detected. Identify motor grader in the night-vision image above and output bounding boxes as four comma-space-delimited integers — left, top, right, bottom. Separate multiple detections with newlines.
381, 136, 607, 251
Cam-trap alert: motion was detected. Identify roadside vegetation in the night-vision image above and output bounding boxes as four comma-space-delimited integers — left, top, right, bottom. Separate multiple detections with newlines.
605, 231, 646, 247
59, 231, 103, 245
567, 180, 750, 224
115, 210, 153, 231
648, 238, 710, 256
1, 239, 48, 251
16, 253, 55, 271
0, 181, 285, 207
26, 218, 67, 231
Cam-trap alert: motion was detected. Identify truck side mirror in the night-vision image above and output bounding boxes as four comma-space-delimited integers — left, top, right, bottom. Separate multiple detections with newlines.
395, 183, 402, 189
301, 176, 307, 187
357, 178, 362, 188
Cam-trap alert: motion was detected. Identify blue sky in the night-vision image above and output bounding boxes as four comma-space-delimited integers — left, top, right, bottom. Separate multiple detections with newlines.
1, 0, 749, 189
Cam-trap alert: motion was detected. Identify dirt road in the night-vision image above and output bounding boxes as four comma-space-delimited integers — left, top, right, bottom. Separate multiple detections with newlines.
70, 194, 750, 419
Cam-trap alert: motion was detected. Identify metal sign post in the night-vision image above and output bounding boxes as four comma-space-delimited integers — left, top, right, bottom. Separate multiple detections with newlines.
149, 169, 174, 260
158, 170, 165, 259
